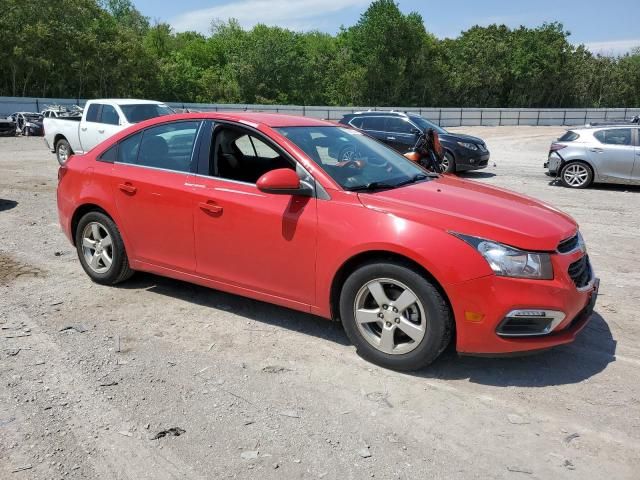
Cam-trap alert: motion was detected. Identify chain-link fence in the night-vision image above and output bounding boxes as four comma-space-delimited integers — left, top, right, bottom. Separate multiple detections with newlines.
2, 96, 639, 127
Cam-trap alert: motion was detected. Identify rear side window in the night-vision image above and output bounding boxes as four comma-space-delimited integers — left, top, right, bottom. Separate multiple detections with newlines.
349, 117, 364, 128
559, 131, 579, 142
100, 105, 120, 125
99, 144, 118, 162
136, 121, 200, 172
118, 132, 142, 164
360, 117, 385, 131
594, 128, 632, 146
85, 104, 101, 123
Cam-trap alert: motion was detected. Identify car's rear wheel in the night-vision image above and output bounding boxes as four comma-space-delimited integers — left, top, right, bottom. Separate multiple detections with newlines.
560, 161, 593, 188
440, 151, 456, 173
75, 212, 134, 285
339, 261, 452, 371
56, 139, 72, 165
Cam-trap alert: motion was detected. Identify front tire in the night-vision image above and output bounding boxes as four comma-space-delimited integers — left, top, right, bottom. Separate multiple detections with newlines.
56, 138, 72, 165
560, 161, 593, 188
75, 212, 134, 285
440, 151, 456, 173
339, 261, 452, 371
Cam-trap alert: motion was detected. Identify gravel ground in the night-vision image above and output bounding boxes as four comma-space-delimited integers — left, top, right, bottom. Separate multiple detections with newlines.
1, 127, 639, 479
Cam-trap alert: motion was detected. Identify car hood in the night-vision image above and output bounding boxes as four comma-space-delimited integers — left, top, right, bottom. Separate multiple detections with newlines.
440, 132, 485, 145
357, 175, 577, 251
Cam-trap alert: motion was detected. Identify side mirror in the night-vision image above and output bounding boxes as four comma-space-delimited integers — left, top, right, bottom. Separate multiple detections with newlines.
256, 168, 312, 196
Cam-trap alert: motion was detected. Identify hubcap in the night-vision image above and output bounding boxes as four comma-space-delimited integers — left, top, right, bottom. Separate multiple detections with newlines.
563, 164, 589, 187
81, 222, 113, 274
353, 278, 427, 355
440, 156, 450, 171
58, 144, 69, 163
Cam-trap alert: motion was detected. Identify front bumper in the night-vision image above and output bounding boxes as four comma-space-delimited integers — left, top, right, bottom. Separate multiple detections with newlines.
455, 149, 490, 171
447, 252, 598, 354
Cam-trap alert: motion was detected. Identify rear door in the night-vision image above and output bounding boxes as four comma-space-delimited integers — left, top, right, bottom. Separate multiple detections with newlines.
359, 116, 389, 144
632, 128, 640, 182
111, 120, 202, 272
589, 128, 635, 182
80, 103, 122, 152
384, 117, 418, 153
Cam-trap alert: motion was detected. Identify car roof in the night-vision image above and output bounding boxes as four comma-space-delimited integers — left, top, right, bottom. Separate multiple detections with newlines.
572, 124, 639, 131
139, 112, 336, 128
91, 99, 168, 106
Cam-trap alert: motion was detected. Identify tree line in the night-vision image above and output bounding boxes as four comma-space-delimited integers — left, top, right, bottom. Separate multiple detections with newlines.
1, 0, 639, 108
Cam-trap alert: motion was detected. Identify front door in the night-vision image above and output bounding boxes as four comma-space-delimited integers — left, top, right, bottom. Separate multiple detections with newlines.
111, 121, 201, 272
192, 124, 318, 306
589, 128, 635, 182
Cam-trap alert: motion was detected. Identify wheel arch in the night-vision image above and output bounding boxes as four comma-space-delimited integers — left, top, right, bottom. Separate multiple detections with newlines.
53, 134, 72, 152
70, 203, 115, 247
560, 158, 596, 184
329, 250, 454, 327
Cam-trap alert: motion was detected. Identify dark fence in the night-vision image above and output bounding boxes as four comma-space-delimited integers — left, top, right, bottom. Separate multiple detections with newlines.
2, 96, 639, 127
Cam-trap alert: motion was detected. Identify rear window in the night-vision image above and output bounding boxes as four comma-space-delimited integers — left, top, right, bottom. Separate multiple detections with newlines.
558, 131, 579, 142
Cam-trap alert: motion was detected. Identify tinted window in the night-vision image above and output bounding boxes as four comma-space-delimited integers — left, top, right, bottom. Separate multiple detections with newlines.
410, 116, 447, 134
132, 121, 200, 172
85, 104, 101, 123
360, 117, 386, 131
100, 105, 120, 125
349, 117, 364, 128
594, 128, 632, 146
120, 104, 173, 123
118, 132, 142, 164
559, 131, 580, 142
277, 126, 428, 191
386, 117, 413, 134
100, 144, 118, 162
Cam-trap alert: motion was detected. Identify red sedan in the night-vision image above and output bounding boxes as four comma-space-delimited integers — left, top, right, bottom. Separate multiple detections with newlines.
57, 112, 599, 370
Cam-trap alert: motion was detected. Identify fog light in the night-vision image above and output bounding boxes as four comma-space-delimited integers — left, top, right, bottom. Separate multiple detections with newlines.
497, 309, 565, 337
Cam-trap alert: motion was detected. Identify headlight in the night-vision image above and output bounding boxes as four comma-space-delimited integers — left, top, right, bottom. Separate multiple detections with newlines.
452, 233, 553, 279
457, 141, 478, 150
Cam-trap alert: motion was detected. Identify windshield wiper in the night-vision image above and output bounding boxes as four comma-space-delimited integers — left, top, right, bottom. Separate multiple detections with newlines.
393, 173, 429, 187
346, 181, 398, 192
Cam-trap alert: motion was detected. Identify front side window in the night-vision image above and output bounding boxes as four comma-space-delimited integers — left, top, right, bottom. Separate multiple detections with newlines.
209, 126, 294, 183
277, 126, 429, 191
120, 104, 173, 123
410, 116, 447, 135
386, 117, 414, 134
594, 128, 632, 146
100, 105, 120, 125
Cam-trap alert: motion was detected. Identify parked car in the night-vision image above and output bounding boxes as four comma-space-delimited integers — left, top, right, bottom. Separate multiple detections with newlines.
586, 115, 639, 127
41, 105, 83, 119
8, 112, 44, 136
0, 117, 16, 136
44, 99, 173, 165
338, 111, 490, 173
545, 125, 640, 188
57, 112, 598, 370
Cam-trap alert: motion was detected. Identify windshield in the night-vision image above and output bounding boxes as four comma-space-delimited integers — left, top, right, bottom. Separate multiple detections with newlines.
410, 116, 447, 135
120, 104, 173, 123
277, 126, 431, 191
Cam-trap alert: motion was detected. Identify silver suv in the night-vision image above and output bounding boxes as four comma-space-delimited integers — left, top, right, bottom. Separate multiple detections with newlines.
545, 126, 640, 188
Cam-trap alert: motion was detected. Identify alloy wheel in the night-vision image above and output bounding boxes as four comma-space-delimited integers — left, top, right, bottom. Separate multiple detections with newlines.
81, 222, 113, 274
58, 144, 69, 164
563, 163, 589, 187
353, 278, 427, 355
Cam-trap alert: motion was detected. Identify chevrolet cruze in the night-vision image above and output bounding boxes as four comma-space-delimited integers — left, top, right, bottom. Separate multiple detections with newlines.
57, 113, 599, 370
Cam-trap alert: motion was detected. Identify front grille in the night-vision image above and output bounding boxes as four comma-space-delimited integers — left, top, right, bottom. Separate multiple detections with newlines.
558, 233, 579, 253
568, 255, 591, 288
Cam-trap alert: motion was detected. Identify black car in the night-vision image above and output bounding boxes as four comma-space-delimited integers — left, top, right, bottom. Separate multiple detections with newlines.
339, 111, 490, 173
8, 112, 44, 136
0, 117, 16, 136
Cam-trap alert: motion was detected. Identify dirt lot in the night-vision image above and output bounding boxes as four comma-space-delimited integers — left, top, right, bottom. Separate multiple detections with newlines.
1, 127, 639, 479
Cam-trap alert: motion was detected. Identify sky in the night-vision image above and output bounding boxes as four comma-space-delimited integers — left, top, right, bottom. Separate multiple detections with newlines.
132, 0, 640, 55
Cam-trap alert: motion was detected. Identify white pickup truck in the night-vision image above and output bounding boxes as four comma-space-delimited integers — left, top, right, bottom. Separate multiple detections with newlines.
44, 99, 173, 164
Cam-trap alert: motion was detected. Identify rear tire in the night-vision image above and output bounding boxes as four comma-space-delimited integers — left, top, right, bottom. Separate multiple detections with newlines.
560, 161, 593, 188
75, 212, 134, 285
339, 261, 452, 371
56, 138, 72, 166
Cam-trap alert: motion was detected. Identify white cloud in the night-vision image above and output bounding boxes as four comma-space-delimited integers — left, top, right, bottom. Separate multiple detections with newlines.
582, 39, 640, 56
171, 0, 368, 33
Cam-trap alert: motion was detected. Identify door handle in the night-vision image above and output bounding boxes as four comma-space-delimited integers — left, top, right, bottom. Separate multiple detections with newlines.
118, 183, 137, 194
98, 129, 105, 134
387, 136, 396, 141
199, 201, 223, 215
81, 127, 87, 131
589, 148, 604, 153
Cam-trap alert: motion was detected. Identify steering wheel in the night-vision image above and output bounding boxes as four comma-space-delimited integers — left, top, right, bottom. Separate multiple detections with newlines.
335, 159, 364, 169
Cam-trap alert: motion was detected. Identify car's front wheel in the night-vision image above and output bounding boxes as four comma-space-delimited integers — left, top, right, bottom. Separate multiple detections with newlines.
440, 151, 456, 173
340, 261, 452, 371
75, 211, 134, 285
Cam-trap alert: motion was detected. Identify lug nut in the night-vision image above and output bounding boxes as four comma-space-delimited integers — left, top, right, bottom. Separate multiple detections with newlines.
382, 305, 388, 310
377, 313, 384, 319
393, 307, 398, 313
385, 321, 392, 327
395, 318, 400, 324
